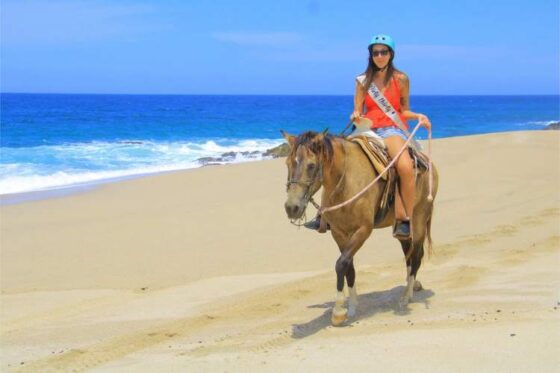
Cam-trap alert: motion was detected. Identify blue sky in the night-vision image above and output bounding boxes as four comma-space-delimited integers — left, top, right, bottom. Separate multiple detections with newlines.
1, 0, 559, 95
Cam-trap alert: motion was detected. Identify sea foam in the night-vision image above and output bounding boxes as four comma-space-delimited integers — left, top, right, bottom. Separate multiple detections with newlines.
0, 138, 283, 194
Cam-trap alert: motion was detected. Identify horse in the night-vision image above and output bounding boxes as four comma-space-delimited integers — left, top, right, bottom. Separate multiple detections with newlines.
281, 129, 439, 326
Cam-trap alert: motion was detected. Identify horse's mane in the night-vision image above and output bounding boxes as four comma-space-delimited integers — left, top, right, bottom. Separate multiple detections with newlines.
290, 131, 339, 165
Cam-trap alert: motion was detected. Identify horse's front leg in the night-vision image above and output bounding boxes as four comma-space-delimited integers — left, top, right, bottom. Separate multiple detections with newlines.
332, 225, 372, 326
346, 260, 358, 318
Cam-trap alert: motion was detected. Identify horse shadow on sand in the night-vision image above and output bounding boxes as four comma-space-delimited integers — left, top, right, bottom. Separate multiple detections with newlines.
291, 286, 434, 339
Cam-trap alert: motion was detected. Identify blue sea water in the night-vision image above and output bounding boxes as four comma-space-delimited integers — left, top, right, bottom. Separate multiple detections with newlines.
1, 93, 558, 195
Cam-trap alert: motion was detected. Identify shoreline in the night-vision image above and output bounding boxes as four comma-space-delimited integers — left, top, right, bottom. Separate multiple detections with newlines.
0, 158, 273, 206
0, 167, 206, 206
2, 129, 557, 205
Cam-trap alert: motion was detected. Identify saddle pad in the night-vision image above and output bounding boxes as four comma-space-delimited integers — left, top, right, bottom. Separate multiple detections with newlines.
348, 127, 385, 142
352, 134, 429, 172
349, 135, 396, 223
350, 136, 390, 181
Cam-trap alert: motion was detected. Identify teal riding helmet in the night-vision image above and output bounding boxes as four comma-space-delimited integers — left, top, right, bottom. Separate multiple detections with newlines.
369, 34, 395, 51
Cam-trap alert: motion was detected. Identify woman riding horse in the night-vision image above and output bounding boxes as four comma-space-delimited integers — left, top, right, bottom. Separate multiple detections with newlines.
283, 34, 438, 326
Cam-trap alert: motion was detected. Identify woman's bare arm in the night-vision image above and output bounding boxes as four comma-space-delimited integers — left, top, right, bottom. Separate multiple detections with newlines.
351, 82, 366, 120
398, 73, 431, 129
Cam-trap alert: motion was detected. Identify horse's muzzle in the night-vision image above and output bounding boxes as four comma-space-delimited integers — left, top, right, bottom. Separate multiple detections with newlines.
284, 200, 306, 219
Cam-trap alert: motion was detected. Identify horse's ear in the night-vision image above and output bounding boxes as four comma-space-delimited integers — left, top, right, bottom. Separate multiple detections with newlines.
317, 128, 329, 140
280, 130, 296, 148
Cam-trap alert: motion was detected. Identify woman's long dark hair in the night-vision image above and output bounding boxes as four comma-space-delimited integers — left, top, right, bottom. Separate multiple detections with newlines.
363, 44, 401, 90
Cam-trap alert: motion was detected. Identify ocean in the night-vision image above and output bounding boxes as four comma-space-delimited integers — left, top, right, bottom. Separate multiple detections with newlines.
1, 93, 558, 195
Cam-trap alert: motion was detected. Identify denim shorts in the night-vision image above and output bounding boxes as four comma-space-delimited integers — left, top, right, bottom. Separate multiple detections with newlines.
372, 127, 408, 141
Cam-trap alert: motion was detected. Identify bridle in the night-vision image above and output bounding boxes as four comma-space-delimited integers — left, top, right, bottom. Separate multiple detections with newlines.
285, 139, 348, 225
285, 146, 325, 226
285, 153, 323, 201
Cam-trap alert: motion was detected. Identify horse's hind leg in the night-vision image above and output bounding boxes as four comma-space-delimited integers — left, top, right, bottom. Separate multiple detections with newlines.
399, 240, 414, 308
400, 239, 412, 282
401, 239, 423, 291
399, 239, 424, 308
410, 241, 425, 293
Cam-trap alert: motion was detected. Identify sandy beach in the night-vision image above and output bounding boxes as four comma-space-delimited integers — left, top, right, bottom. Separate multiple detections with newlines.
1, 131, 559, 372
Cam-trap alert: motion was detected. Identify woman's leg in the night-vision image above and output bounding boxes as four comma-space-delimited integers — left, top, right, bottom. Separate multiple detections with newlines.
384, 135, 415, 220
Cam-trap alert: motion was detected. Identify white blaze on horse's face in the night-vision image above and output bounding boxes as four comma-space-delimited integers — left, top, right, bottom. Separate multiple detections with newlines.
284, 146, 321, 220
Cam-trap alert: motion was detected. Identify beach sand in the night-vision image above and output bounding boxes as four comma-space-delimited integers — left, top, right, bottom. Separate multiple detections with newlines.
1, 131, 559, 372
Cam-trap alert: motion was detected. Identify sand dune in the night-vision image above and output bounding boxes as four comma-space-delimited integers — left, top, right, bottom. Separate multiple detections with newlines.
1, 131, 559, 372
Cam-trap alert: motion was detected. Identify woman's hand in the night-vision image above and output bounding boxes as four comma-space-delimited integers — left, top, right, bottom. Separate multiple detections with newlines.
417, 113, 431, 130
350, 110, 362, 122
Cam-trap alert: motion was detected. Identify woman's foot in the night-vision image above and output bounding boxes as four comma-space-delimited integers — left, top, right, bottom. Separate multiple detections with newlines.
304, 216, 330, 232
393, 219, 411, 239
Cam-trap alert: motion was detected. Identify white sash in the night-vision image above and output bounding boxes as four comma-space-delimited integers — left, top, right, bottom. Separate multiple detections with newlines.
357, 74, 422, 150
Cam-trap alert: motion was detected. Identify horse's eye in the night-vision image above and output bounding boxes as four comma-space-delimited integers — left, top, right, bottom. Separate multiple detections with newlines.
307, 164, 316, 173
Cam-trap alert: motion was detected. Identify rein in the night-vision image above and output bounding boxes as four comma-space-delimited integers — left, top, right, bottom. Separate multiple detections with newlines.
319, 122, 434, 214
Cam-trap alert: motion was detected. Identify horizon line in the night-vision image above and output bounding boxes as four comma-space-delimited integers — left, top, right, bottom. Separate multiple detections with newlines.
2, 92, 559, 97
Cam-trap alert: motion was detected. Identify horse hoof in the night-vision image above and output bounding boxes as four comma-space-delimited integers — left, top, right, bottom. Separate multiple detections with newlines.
331, 308, 348, 326
413, 280, 423, 292
398, 295, 411, 310
331, 313, 347, 326
348, 304, 357, 318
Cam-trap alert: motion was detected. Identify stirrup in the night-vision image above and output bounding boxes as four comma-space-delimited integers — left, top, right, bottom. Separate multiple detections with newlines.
304, 216, 321, 230
393, 219, 411, 240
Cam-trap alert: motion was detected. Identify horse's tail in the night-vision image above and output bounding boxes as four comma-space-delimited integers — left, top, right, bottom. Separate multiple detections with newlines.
425, 209, 434, 258
425, 169, 438, 259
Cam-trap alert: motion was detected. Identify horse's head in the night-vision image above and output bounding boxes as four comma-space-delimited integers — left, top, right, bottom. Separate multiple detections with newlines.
281, 129, 333, 220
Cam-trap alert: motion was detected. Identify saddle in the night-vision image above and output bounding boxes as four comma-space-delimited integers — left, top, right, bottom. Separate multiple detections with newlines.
349, 135, 430, 226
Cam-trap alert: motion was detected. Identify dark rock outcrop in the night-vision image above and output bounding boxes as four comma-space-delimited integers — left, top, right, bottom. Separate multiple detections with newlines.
197, 150, 262, 166
263, 143, 290, 158
544, 122, 560, 130
196, 142, 290, 166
